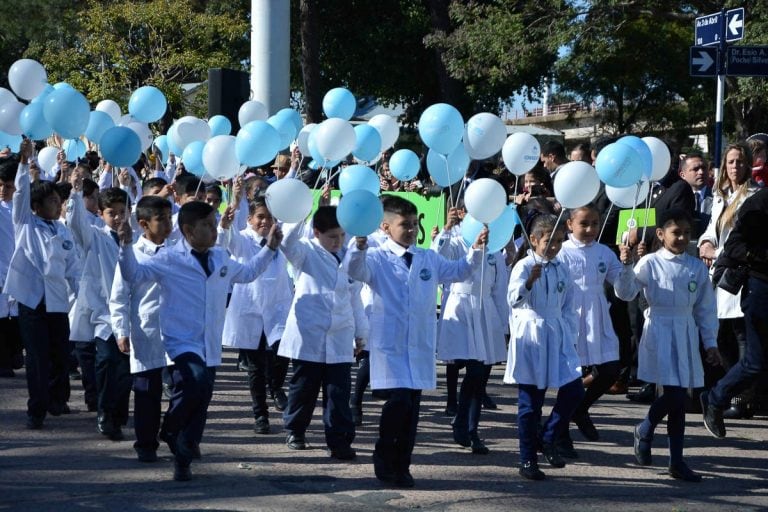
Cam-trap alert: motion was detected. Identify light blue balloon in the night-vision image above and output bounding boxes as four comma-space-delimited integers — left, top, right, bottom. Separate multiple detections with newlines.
274, 108, 302, 133
153, 134, 169, 164
19, 101, 53, 140
166, 124, 183, 157
85, 110, 114, 145
63, 139, 86, 161
236, 120, 280, 167
616, 135, 653, 181
595, 142, 644, 188
182, 140, 206, 177
267, 114, 297, 150
100, 126, 142, 167
128, 85, 167, 123
352, 124, 382, 163
339, 164, 379, 195
323, 87, 356, 121
461, 205, 520, 253
306, 127, 339, 168
426, 145, 469, 187
0, 131, 22, 152
418, 103, 464, 155
337, 189, 383, 236
30, 84, 54, 104
43, 86, 90, 140
208, 115, 232, 136
52, 82, 74, 90
389, 149, 420, 181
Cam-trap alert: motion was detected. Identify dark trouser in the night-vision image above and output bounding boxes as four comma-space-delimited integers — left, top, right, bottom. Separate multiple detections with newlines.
574, 360, 622, 417
74, 341, 97, 408
375, 388, 422, 472
710, 276, 768, 409
283, 359, 354, 450
162, 352, 216, 451
0, 316, 22, 370
637, 386, 687, 464
133, 367, 164, 452
243, 334, 289, 418
351, 350, 370, 409
445, 362, 462, 408
453, 359, 485, 435
518, 379, 584, 463
94, 336, 131, 424
18, 302, 70, 420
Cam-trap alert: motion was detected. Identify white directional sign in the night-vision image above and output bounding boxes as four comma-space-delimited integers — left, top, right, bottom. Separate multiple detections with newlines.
695, 8, 745, 46
690, 46, 718, 77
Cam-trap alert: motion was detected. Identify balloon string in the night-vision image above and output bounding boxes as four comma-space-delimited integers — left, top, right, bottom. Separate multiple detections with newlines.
541, 208, 565, 264
443, 154, 454, 209
597, 203, 614, 244
194, 176, 204, 199
627, 183, 641, 234
479, 242, 486, 312
312, 165, 327, 190
641, 182, 655, 241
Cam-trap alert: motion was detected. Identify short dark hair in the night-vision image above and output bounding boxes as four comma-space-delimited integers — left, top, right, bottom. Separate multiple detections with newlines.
541, 140, 566, 161
248, 197, 268, 217
313, 205, 340, 233
82, 178, 98, 198
382, 195, 417, 217
98, 187, 129, 211
136, 195, 172, 222
656, 207, 693, 230
176, 174, 202, 197
142, 177, 167, 194
0, 154, 19, 182
55, 182, 72, 202
205, 183, 223, 200
30, 180, 58, 209
178, 200, 214, 231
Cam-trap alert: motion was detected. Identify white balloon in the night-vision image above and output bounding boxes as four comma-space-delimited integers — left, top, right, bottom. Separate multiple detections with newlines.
265, 178, 314, 223
0, 87, 17, 109
126, 121, 154, 151
238, 100, 268, 127
8, 59, 47, 100
313, 118, 356, 163
96, 100, 122, 124
368, 114, 399, 149
297, 123, 316, 156
502, 132, 541, 176
116, 114, 136, 126
464, 178, 507, 223
553, 161, 601, 209
606, 181, 651, 209
464, 113, 507, 160
0, 100, 25, 135
202, 135, 240, 181
641, 136, 671, 182
37, 146, 59, 175
173, 116, 211, 152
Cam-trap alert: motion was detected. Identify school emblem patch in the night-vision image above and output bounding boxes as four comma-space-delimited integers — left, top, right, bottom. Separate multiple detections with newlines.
419, 269, 432, 281
598, 261, 607, 273
557, 280, 565, 293
688, 280, 697, 293
487, 254, 496, 265
220, 266, 228, 277
62, 240, 73, 250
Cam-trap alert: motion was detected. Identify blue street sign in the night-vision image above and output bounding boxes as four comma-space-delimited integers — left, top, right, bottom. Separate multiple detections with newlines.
690, 46, 718, 77
694, 8, 745, 46
726, 46, 768, 77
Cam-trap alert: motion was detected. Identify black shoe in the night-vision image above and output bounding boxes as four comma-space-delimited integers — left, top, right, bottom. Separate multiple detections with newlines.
26, 415, 44, 430
395, 470, 415, 488
108, 424, 125, 441
451, 423, 471, 448
173, 459, 192, 481
47, 402, 71, 416
444, 403, 457, 417
373, 451, 396, 483
254, 416, 270, 434
519, 460, 545, 480
555, 436, 578, 459
542, 443, 566, 468
669, 461, 702, 482
700, 391, 726, 438
722, 403, 754, 420
470, 433, 489, 455
136, 447, 158, 462
328, 445, 356, 460
97, 413, 116, 436
627, 383, 656, 404
286, 433, 308, 450
633, 424, 652, 466
573, 412, 599, 441
481, 394, 498, 410
272, 389, 288, 412
0, 368, 14, 378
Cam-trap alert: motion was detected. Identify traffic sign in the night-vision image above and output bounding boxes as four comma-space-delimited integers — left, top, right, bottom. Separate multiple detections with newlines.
694, 8, 745, 46
690, 46, 718, 77
726, 45, 768, 77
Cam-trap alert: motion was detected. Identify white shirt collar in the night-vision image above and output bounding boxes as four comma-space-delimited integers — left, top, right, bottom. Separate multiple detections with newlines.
384, 237, 410, 257
567, 234, 593, 248
658, 247, 685, 260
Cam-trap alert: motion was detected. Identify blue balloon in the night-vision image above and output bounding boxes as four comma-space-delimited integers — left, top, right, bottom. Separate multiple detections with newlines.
352, 124, 382, 163
595, 142, 644, 188
182, 140, 206, 177
43, 86, 90, 139
267, 114, 297, 150
153, 134, 169, 164
19, 101, 53, 140
322, 87, 356, 120
166, 124, 184, 157
236, 121, 280, 166
128, 85, 167, 123
52, 82, 74, 90
85, 110, 114, 145
0, 131, 22, 152
418, 103, 464, 155
616, 135, 653, 181
389, 149, 420, 181
337, 189, 383, 236
339, 164, 379, 195
274, 108, 302, 133
30, 84, 54, 104
426, 145, 469, 187
461, 205, 520, 253
100, 126, 142, 167
63, 139, 86, 161
208, 115, 232, 136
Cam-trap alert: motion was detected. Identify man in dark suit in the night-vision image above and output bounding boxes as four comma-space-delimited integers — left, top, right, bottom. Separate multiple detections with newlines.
654, 152, 711, 238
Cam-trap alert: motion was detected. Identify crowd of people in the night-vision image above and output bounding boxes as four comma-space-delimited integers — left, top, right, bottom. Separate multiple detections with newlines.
0, 132, 766, 487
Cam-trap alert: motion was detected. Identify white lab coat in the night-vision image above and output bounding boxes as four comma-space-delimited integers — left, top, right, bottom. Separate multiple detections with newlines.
4, 164, 79, 313
557, 236, 626, 366
0, 199, 17, 318
345, 237, 480, 390
110, 236, 171, 373
503, 253, 582, 389
219, 225, 293, 347
118, 237, 275, 367
432, 228, 508, 364
66, 191, 120, 342
278, 221, 367, 364
614, 249, 717, 388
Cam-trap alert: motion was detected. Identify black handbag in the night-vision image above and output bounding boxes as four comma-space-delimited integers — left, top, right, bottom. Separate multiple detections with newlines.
713, 264, 749, 295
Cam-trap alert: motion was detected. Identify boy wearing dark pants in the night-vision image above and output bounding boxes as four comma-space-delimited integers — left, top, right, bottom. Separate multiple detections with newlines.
110, 196, 173, 461
0, 158, 22, 379
117, 201, 281, 481
345, 196, 487, 487
4, 140, 80, 428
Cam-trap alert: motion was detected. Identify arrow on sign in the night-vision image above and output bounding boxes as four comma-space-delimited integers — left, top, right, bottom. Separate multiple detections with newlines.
728, 12, 743, 36
692, 50, 715, 73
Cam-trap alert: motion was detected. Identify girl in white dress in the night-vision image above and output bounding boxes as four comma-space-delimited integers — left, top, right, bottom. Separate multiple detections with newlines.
616, 208, 721, 482
504, 212, 584, 481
